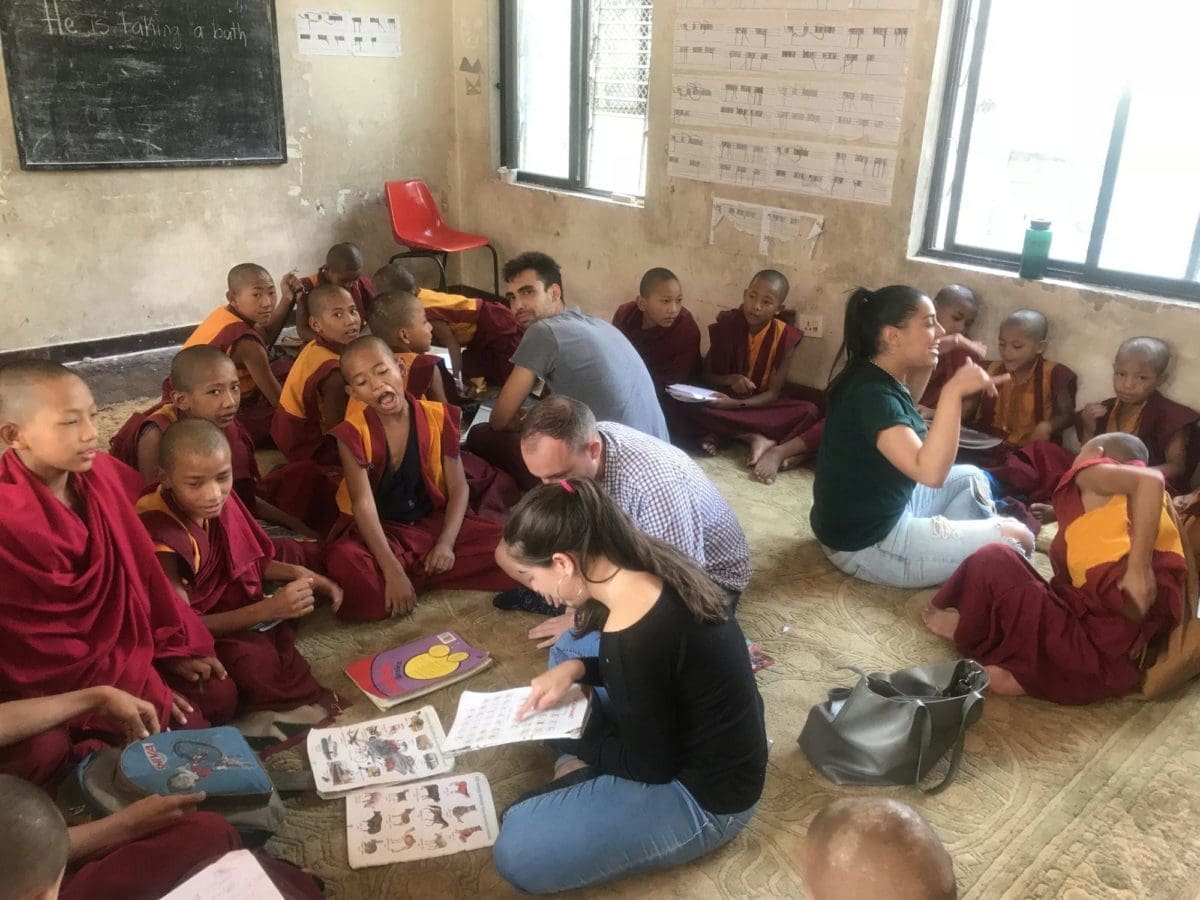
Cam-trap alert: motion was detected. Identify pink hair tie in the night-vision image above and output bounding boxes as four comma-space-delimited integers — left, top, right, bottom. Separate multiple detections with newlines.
560, 480, 575, 494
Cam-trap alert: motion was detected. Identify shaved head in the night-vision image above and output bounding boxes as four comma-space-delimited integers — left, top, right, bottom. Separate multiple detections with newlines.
367, 291, 424, 339
227, 262, 271, 292
1001, 308, 1048, 342
372, 263, 418, 296
1086, 431, 1150, 464
750, 269, 790, 302
933, 283, 979, 311
170, 345, 236, 392
1116, 336, 1171, 376
340, 334, 395, 373
327, 242, 364, 274
159, 418, 230, 471
308, 284, 352, 319
0, 360, 79, 424
639, 267, 679, 298
0, 775, 69, 899
804, 798, 956, 900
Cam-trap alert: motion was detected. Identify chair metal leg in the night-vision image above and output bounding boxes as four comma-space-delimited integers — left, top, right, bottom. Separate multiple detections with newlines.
484, 244, 500, 299
389, 248, 446, 290
437, 253, 449, 290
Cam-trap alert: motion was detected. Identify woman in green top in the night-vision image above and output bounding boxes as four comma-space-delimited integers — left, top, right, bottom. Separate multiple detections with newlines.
810, 286, 1034, 588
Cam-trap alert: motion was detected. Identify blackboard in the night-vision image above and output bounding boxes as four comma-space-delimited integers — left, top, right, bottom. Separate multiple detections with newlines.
0, 1, 286, 170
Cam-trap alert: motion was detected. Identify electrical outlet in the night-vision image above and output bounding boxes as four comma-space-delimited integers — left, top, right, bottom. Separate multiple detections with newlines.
800, 315, 824, 338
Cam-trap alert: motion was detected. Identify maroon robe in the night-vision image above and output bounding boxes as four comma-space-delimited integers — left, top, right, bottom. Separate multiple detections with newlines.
1085, 392, 1199, 494
463, 424, 538, 492
463, 299, 522, 387
933, 457, 1187, 704
920, 344, 983, 409
138, 487, 334, 716
300, 266, 374, 321
611, 301, 702, 393
0, 452, 221, 784
325, 397, 515, 621
671, 308, 818, 444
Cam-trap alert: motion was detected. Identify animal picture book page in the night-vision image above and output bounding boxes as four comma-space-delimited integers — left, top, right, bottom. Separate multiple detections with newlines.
442, 685, 591, 754
308, 706, 453, 798
346, 771, 500, 868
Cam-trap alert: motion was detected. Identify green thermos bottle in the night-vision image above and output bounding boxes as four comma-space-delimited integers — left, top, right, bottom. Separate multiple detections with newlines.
1019, 218, 1052, 279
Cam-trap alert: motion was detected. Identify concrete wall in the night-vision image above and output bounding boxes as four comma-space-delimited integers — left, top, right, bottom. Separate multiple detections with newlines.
0, 1, 455, 352
448, 0, 1200, 412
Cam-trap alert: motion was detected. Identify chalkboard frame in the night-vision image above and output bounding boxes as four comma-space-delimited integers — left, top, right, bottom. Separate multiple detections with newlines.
0, 1, 288, 171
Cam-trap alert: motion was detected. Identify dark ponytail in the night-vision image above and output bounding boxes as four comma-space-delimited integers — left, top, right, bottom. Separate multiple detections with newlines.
502, 478, 729, 634
826, 285, 929, 400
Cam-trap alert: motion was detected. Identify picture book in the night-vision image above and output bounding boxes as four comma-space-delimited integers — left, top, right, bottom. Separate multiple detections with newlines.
344, 630, 491, 711
346, 771, 500, 868
441, 685, 591, 754
308, 706, 454, 799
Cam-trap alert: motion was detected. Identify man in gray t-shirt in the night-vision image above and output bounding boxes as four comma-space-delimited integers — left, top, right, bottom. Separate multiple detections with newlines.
487, 251, 668, 441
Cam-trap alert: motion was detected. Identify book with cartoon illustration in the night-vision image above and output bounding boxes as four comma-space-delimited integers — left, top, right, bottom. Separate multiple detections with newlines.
307, 705, 454, 799
344, 630, 492, 711
345, 772, 500, 868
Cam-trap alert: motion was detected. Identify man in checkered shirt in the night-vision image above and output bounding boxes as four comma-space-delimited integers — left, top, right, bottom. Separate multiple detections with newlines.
493, 396, 751, 660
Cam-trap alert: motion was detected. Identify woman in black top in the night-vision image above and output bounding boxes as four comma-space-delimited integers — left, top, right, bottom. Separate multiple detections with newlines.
492, 478, 766, 894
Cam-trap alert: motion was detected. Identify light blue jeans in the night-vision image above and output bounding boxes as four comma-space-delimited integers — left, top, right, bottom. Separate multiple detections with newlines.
821, 465, 1022, 589
493, 768, 756, 893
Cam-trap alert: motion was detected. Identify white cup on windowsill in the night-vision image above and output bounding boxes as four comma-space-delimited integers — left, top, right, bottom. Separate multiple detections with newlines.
497, 166, 519, 184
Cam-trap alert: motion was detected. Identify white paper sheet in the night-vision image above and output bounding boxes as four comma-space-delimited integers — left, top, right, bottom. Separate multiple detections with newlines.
442, 686, 590, 754
162, 850, 284, 900
710, 197, 825, 255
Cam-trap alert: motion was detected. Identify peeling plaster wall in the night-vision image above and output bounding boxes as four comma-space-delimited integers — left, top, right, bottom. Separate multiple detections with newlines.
0, 1, 455, 352
449, 0, 1200, 410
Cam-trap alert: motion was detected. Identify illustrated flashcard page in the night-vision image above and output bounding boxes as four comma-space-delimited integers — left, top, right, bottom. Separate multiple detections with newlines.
309, 705, 452, 797
442, 685, 591, 754
346, 772, 500, 868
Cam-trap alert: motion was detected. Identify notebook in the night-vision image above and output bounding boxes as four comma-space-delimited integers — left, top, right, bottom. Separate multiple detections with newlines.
441, 685, 590, 754
666, 383, 722, 403
344, 630, 491, 711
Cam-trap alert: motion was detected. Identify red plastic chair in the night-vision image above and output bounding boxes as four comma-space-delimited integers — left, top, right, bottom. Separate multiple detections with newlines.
385, 180, 499, 297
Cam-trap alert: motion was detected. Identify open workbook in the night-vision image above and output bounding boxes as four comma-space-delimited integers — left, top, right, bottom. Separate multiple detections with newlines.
441, 685, 591, 754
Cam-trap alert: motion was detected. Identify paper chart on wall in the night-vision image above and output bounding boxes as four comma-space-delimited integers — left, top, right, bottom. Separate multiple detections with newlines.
296, 10, 402, 57
710, 197, 824, 255
673, 19, 911, 79
672, 74, 904, 143
670, 130, 896, 204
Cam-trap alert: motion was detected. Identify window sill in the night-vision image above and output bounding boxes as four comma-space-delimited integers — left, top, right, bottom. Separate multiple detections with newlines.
496, 177, 644, 209
912, 251, 1200, 309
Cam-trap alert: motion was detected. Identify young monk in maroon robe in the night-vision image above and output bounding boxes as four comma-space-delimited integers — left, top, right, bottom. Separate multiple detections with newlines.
0, 691, 322, 899
178, 263, 297, 447
671, 269, 819, 469
374, 262, 522, 393
271, 284, 362, 463
139, 421, 340, 716
610, 267, 702, 395
919, 284, 987, 411
0, 362, 232, 786
923, 433, 1188, 705
325, 337, 516, 621
287, 241, 374, 342
368, 292, 520, 522
111, 346, 322, 540
1078, 336, 1198, 495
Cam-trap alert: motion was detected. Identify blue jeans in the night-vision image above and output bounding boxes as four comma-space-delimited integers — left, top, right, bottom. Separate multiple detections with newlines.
493, 768, 756, 893
821, 465, 1021, 589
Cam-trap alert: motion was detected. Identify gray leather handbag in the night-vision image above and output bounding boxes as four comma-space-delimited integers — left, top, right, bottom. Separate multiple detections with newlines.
798, 659, 989, 794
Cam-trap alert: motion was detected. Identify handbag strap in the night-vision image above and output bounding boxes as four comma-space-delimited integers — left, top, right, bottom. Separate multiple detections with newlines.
917, 692, 982, 795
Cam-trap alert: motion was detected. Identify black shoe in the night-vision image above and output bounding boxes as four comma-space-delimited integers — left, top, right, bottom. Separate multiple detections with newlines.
492, 587, 558, 615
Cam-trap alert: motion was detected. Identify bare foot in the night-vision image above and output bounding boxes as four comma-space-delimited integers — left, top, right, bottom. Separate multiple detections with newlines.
920, 606, 960, 641
745, 434, 778, 466
753, 446, 786, 484
1030, 503, 1056, 525
698, 435, 719, 456
984, 665, 1026, 696
554, 756, 588, 780
778, 453, 806, 472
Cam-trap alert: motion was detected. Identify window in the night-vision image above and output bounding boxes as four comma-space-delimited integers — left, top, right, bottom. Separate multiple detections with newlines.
923, 0, 1200, 300
500, 0, 653, 198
